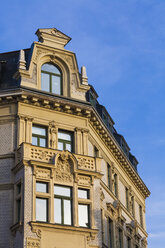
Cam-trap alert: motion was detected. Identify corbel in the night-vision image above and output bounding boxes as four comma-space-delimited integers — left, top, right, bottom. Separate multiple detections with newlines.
42, 99, 50, 108
74, 107, 82, 115
54, 102, 61, 111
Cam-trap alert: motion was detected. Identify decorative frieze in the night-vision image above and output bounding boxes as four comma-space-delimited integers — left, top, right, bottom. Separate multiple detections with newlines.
35, 168, 51, 180
77, 175, 91, 186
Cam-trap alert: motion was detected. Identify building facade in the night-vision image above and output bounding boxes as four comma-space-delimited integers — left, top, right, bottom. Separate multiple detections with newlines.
0, 28, 150, 248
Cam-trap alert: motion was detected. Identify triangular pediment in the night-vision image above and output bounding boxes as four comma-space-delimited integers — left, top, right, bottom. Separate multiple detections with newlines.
35, 28, 71, 49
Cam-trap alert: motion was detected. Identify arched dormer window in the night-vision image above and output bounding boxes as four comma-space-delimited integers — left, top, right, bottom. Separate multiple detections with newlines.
41, 63, 62, 95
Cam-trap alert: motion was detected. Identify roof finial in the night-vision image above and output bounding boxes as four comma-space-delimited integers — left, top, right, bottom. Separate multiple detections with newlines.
81, 66, 88, 85
18, 50, 26, 70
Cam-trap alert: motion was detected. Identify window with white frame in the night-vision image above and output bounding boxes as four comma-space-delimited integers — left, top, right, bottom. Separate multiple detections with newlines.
78, 188, 90, 228
36, 181, 49, 222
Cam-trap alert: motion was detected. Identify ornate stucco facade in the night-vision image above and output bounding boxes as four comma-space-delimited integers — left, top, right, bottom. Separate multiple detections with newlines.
0, 28, 150, 248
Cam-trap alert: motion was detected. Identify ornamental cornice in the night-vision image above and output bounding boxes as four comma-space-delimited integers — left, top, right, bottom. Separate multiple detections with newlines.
0, 89, 150, 198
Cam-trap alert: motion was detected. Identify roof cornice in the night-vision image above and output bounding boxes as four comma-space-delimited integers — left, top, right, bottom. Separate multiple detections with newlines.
0, 88, 150, 198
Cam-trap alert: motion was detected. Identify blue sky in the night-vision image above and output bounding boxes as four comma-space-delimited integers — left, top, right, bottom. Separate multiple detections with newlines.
0, 0, 165, 247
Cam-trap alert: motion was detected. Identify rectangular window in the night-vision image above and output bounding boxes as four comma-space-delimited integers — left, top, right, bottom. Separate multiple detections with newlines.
78, 188, 90, 228
139, 205, 143, 226
36, 181, 49, 222
54, 185, 72, 225
107, 164, 112, 190
125, 187, 129, 210
94, 146, 99, 157
32, 125, 47, 147
130, 196, 134, 216
108, 218, 113, 248
101, 209, 104, 244
15, 182, 22, 223
127, 237, 131, 248
103, 112, 107, 125
36, 182, 48, 193
114, 174, 118, 197
58, 130, 73, 152
78, 189, 89, 199
78, 204, 89, 227
119, 228, 123, 248
36, 198, 48, 222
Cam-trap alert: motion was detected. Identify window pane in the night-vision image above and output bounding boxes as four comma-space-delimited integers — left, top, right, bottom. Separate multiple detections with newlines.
36, 182, 48, 193
41, 72, 50, 92
66, 143, 71, 152
40, 138, 46, 147
32, 126, 46, 136
54, 185, 71, 197
42, 63, 60, 74
17, 199, 21, 222
64, 200, 71, 225
17, 183, 21, 194
54, 198, 62, 224
52, 75, 61, 95
109, 218, 113, 248
32, 136, 38, 146
78, 204, 89, 227
36, 198, 47, 222
119, 229, 122, 248
78, 189, 89, 199
58, 132, 71, 141
58, 141, 63, 151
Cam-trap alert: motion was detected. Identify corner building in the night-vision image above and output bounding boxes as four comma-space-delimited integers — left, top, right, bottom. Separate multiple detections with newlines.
0, 28, 150, 248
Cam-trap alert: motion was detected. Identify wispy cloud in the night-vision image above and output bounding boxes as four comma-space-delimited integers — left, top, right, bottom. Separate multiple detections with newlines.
149, 231, 165, 238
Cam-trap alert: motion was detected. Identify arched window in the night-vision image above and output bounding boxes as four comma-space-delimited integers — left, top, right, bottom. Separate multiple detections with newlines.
41, 63, 62, 95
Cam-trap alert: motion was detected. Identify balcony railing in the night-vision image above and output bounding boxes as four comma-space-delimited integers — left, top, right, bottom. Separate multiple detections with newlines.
15, 143, 101, 173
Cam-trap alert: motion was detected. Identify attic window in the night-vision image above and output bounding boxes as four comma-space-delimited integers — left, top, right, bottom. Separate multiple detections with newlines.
41, 63, 62, 95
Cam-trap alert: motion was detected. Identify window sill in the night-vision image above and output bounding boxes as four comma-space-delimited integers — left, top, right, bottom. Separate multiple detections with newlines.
10, 221, 23, 235
30, 221, 98, 236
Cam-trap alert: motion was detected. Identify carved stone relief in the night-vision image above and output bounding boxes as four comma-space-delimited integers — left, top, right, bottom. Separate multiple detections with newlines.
26, 238, 40, 248
49, 121, 57, 149
35, 168, 51, 180
54, 151, 73, 183
30, 147, 56, 163
106, 203, 117, 219
76, 156, 95, 171
77, 175, 91, 186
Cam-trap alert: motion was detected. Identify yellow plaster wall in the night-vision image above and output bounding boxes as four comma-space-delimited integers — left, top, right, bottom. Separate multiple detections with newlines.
41, 229, 86, 248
